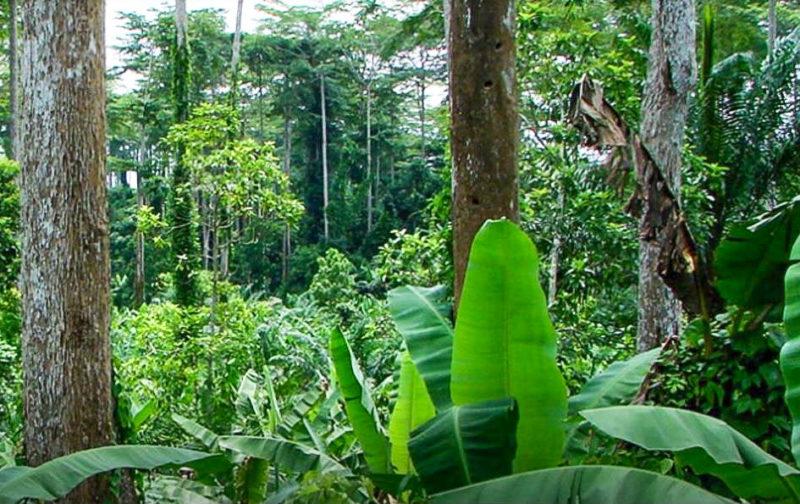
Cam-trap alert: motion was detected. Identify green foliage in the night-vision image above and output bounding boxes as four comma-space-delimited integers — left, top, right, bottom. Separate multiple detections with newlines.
431, 466, 736, 504
387, 285, 453, 411
374, 228, 450, 289
328, 329, 390, 474
0, 446, 213, 504
452, 220, 567, 472
583, 406, 800, 502
387, 352, 435, 474
408, 398, 518, 494
783, 235, 800, 465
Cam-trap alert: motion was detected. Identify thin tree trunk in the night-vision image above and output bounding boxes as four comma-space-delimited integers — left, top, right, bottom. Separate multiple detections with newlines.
134, 141, 146, 308
19, 1, 113, 501
548, 180, 565, 307
321, 72, 330, 242
172, 0, 198, 306
768, 0, 777, 60
450, 0, 520, 308
282, 109, 292, 285
636, 0, 697, 351
366, 83, 373, 233
230, 0, 244, 107
419, 48, 427, 164
7, 0, 16, 159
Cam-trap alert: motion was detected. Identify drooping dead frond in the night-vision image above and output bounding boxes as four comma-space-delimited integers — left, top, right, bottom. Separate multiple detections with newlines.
568, 75, 723, 318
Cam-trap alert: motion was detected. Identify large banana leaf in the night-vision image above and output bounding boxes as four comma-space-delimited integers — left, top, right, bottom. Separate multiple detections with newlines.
218, 435, 348, 476
408, 398, 518, 493
388, 285, 453, 410
451, 219, 567, 472
582, 406, 800, 501
388, 352, 436, 473
172, 414, 219, 450
783, 235, 800, 465
430, 465, 735, 504
565, 348, 661, 460
329, 328, 391, 473
568, 347, 660, 415
0, 445, 213, 504
715, 195, 800, 311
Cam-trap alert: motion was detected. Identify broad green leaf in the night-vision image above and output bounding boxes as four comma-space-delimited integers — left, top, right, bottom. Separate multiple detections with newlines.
218, 435, 348, 476
131, 399, 157, 432
568, 347, 660, 415
716, 195, 800, 310
235, 456, 269, 503
172, 413, 219, 450
565, 348, 661, 461
388, 352, 436, 473
782, 234, 800, 465
148, 476, 231, 504
278, 389, 321, 436
582, 406, 800, 501
388, 285, 453, 410
431, 465, 735, 504
452, 219, 567, 472
329, 328, 391, 473
236, 368, 265, 421
408, 398, 518, 494
0, 445, 213, 504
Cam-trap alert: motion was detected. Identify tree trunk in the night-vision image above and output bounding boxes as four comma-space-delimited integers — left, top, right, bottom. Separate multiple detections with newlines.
282, 109, 292, 285
636, 0, 696, 351
768, 0, 777, 60
134, 140, 146, 308
7, 0, 17, 159
229, 0, 244, 107
171, 0, 198, 306
366, 83, 373, 233
19, 0, 113, 501
419, 48, 427, 164
450, 0, 520, 308
321, 72, 330, 242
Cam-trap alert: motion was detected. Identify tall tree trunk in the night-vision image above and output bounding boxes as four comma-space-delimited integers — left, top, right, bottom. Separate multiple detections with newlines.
366, 83, 373, 233
321, 72, 330, 242
768, 0, 777, 60
19, 0, 113, 501
419, 48, 427, 164
171, 0, 198, 306
450, 0, 520, 308
7, 0, 16, 159
282, 109, 292, 285
636, 0, 697, 351
134, 140, 146, 308
229, 0, 244, 108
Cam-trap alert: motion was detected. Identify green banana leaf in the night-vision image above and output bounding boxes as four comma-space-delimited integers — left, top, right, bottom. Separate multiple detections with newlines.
582, 406, 800, 501
783, 234, 800, 465
235, 456, 269, 503
430, 465, 735, 504
568, 347, 660, 415
715, 195, 800, 311
408, 397, 518, 494
329, 328, 391, 473
172, 413, 219, 450
0, 445, 213, 504
451, 219, 567, 472
148, 476, 232, 504
388, 285, 453, 410
218, 435, 348, 476
388, 352, 436, 473
565, 347, 661, 460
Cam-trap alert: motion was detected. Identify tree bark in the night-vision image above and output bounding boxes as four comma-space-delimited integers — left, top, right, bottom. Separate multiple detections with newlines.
19, 0, 113, 501
637, 0, 696, 351
768, 0, 777, 60
450, 0, 520, 308
229, 0, 244, 108
134, 143, 146, 308
321, 72, 330, 242
7, 0, 17, 159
